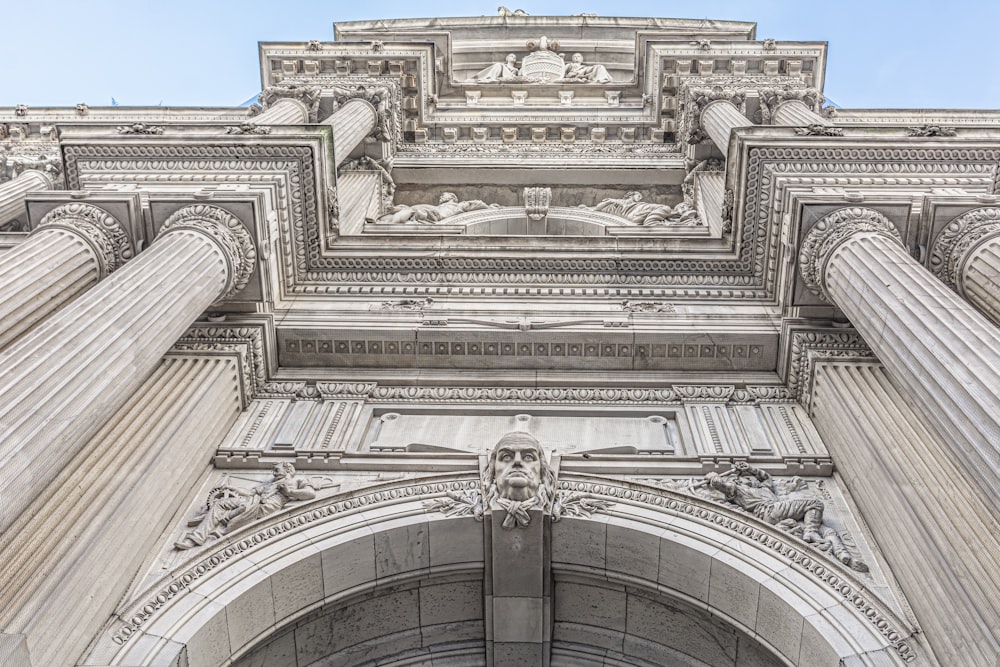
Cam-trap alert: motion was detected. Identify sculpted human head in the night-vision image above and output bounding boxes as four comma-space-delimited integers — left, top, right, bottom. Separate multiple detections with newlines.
273, 462, 295, 479
439, 192, 459, 203
571, 53, 584, 64
505, 53, 517, 64
490, 432, 544, 502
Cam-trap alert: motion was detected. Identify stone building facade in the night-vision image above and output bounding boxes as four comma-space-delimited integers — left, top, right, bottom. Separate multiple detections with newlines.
0, 11, 998, 667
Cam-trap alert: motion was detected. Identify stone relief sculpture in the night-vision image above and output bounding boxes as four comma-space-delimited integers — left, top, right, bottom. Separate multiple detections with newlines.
465, 37, 615, 84
560, 53, 613, 84
581, 191, 701, 226
697, 462, 868, 571
174, 463, 320, 550
472, 53, 520, 82
425, 432, 612, 527
483, 432, 555, 528
373, 192, 499, 224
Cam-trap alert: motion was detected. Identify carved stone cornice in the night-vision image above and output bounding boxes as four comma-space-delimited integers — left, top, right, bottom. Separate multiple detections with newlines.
929, 207, 1000, 289
37, 203, 133, 278
678, 85, 747, 145
782, 327, 874, 411
798, 207, 902, 302
756, 87, 823, 124
258, 84, 322, 123
160, 205, 257, 300
171, 322, 269, 407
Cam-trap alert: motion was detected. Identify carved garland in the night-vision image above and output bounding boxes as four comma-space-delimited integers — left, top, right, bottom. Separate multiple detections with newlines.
106, 476, 918, 663
798, 207, 902, 302
928, 207, 1000, 290
160, 205, 257, 300
37, 203, 133, 278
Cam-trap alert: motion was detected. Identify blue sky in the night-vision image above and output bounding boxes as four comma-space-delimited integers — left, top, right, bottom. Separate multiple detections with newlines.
5, 1, 997, 110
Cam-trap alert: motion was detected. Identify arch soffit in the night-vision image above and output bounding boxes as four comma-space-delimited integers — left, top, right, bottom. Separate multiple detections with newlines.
87, 475, 920, 666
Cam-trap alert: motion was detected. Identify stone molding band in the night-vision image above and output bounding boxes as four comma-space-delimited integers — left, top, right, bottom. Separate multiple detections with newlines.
799, 207, 902, 302
37, 202, 133, 278
160, 205, 256, 300
929, 207, 1000, 292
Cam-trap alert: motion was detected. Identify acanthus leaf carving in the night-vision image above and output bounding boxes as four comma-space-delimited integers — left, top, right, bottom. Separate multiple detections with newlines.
38, 202, 133, 277
160, 204, 257, 300
258, 84, 322, 123
929, 207, 1000, 289
798, 207, 902, 302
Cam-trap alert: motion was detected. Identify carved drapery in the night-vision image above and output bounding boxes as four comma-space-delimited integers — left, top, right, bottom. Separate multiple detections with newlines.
930, 207, 1000, 325
0, 203, 131, 350
0, 204, 255, 534
798, 206, 1000, 506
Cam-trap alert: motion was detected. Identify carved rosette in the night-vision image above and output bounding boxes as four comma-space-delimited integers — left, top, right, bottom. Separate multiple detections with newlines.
929, 207, 1000, 290
38, 203, 133, 278
160, 205, 256, 300
258, 85, 322, 123
799, 208, 902, 301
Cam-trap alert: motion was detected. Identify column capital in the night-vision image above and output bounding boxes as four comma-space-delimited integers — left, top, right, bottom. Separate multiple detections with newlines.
254, 84, 322, 122
160, 205, 256, 300
929, 207, 1000, 290
799, 207, 902, 301
679, 85, 746, 145
37, 203, 133, 278
756, 87, 824, 124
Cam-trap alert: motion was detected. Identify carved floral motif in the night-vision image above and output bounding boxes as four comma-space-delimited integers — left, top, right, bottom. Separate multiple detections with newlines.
116, 123, 164, 135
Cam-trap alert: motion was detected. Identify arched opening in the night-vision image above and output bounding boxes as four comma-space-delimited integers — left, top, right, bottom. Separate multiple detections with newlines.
84, 477, 916, 666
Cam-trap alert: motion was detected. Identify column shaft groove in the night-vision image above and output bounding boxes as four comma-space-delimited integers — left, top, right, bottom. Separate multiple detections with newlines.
0, 231, 231, 533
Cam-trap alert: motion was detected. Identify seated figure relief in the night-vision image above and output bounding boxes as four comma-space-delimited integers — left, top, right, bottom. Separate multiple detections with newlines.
559, 52, 613, 83
174, 463, 320, 550
373, 192, 500, 224
464, 38, 615, 84
581, 191, 702, 226
471, 53, 521, 82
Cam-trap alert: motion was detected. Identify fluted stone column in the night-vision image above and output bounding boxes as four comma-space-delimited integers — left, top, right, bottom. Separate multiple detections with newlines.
771, 99, 831, 127
0, 203, 132, 350
0, 170, 55, 226
0, 353, 242, 667
249, 96, 310, 125
799, 207, 1000, 504
322, 98, 378, 167
0, 204, 255, 533
930, 207, 1000, 325
699, 100, 751, 158
810, 362, 1000, 664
